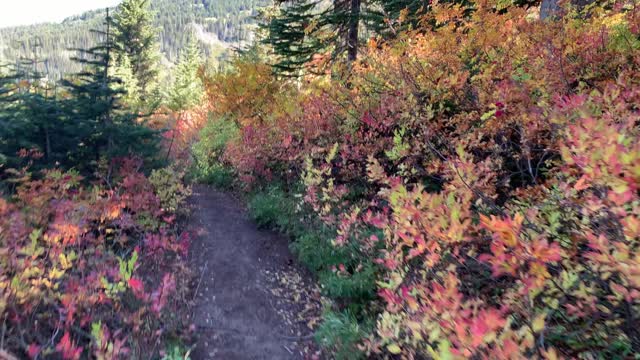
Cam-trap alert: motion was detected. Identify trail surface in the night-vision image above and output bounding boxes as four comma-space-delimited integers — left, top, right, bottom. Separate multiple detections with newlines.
187, 185, 321, 360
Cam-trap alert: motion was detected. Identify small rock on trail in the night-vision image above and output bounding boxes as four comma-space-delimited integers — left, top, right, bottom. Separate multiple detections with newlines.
187, 185, 322, 360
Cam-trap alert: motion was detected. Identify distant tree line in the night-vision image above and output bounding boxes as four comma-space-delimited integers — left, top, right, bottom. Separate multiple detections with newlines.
0, 0, 270, 79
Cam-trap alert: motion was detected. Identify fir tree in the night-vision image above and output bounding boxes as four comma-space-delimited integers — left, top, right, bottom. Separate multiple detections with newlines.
0, 55, 65, 168
264, 0, 474, 76
112, 0, 161, 105
110, 53, 141, 107
62, 9, 158, 172
167, 35, 204, 112
263, 0, 365, 76
0, 66, 26, 167
365, 0, 431, 36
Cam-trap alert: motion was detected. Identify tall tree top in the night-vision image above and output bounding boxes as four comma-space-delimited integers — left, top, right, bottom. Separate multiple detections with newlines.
112, 0, 160, 104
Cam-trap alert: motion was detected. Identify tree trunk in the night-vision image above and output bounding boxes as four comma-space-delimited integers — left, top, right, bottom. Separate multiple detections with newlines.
44, 125, 51, 160
347, 0, 361, 62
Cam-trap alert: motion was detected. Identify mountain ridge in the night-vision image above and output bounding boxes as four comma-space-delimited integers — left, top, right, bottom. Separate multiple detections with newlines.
0, 0, 269, 78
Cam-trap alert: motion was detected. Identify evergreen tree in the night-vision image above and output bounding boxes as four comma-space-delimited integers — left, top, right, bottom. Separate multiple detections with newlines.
62, 9, 158, 172
365, 0, 431, 36
334, 0, 361, 62
1, 0, 272, 78
1, 9, 160, 174
0, 66, 27, 167
262, 1, 328, 76
112, 0, 161, 106
264, 0, 473, 76
110, 53, 141, 107
167, 35, 204, 111
263, 0, 366, 75
0, 58, 65, 168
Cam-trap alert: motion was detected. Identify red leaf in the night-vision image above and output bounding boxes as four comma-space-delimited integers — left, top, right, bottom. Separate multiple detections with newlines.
128, 277, 145, 293
56, 332, 82, 360
27, 344, 41, 359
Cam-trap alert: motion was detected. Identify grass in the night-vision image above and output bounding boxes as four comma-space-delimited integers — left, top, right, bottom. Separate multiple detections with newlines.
315, 309, 371, 360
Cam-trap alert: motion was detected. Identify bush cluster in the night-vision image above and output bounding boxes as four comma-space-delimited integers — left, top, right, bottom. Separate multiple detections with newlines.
0, 159, 191, 358
192, 1, 640, 357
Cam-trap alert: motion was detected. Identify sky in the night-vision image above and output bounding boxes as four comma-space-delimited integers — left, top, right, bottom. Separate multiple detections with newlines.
0, 0, 122, 28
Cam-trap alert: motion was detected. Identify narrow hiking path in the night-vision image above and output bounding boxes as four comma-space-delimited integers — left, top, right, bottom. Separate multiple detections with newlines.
187, 185, 323, 360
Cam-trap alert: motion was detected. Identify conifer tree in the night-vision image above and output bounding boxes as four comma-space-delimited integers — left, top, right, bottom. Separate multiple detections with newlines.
262, 1, 309, 75
0, 66, 25, 167
0, 57, 64, 167
264, 0, 469, 76
110, 53, 141, 107
63, 9, 158, 171
365, 0, 431, 36
0, 9, 159, 173
262, 0, 375, 75
167, 35, 204, 111
262, 0, 340, 76
112, 0, 160, 106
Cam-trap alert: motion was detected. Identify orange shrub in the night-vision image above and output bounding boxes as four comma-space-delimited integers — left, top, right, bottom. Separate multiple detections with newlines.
198, 0, 640, 357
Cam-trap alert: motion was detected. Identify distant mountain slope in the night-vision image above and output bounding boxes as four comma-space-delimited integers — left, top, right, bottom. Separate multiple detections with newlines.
0, 0, 269, 78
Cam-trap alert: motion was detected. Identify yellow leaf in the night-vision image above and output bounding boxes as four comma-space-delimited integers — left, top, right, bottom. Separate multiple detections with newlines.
436, 339, 453, 360
387, 343, 402, 354
532, 313, 546, 332
543, 347, 559, 360
48, 267, 65, 280
59, 253, 73, 270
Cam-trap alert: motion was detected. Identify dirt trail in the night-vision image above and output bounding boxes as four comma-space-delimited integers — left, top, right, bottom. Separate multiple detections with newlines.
187, 185, 321, 360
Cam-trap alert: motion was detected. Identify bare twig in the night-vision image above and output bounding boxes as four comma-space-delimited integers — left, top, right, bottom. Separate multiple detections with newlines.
192, 261, 208, 304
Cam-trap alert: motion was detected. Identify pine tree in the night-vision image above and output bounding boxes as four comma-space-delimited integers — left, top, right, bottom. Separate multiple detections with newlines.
365, 0, 431, 37
1, 9, 159, 174
0, 66, 26, 167
112, 0, 160, 106
167, 35, 204, 112
0, 54, 65, 168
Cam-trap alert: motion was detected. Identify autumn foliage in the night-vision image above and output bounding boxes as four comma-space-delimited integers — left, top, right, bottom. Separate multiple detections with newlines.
194, 0, 640, 358
0, 158, 191, 358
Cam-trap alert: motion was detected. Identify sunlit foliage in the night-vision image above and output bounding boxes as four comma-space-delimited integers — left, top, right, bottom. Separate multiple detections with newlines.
0, 158, 191, 358
193, 0, 640, 357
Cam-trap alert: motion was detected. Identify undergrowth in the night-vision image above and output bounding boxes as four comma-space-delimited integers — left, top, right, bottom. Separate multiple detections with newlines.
186, 1, 640, 357
246, 184, 379, 356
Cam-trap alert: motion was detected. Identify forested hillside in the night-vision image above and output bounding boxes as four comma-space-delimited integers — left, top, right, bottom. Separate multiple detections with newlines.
0, 0, 268, 78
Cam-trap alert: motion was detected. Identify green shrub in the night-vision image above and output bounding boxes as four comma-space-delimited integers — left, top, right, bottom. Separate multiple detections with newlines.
162, 344, 192, 360
319, 262, 377, 302
191, 116, 239, 186
293, 234, 375, 298
247, 186, 298, 233
199, 164, 235, 189
250, 185, 379, 303
149, 166, 192, 214
315, 310, 370, 360
290, 231, 337, 273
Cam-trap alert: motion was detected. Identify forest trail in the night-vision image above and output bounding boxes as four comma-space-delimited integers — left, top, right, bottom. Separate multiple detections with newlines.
187, 185, 321, 360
